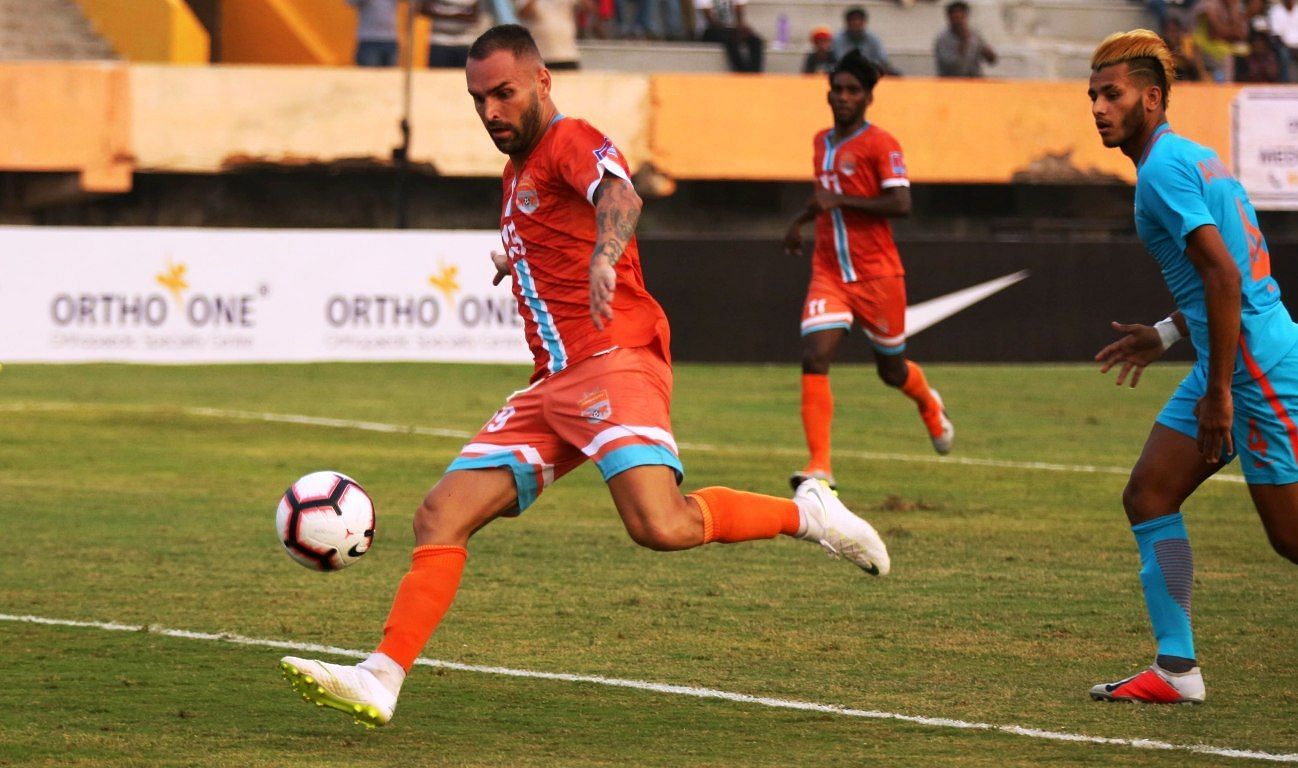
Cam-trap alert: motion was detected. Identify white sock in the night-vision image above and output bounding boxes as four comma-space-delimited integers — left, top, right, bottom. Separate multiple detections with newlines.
358, 652, 406, 698
794, 497, 825, 541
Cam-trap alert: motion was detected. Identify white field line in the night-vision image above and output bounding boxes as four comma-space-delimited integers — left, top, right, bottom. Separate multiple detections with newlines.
2, 613, 1294, 764
0, 401, 1248, 485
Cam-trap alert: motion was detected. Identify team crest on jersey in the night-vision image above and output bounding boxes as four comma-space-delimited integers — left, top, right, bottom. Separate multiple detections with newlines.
889, 151, 907, 177
593, 138, 618, 162
579, 389, 612, 423
839, 152, 857, 176
515, 172, 540, 215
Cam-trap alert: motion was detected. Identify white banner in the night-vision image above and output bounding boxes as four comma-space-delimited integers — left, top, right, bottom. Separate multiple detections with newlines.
1233, 87, 1298, 211
0, 227, 533, 364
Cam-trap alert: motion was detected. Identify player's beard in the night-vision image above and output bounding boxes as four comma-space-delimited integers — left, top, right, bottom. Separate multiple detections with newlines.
1107, 101, 1146, 149
492, 94, 545, 156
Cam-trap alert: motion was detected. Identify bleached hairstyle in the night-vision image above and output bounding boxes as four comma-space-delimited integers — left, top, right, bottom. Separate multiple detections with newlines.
1090, 29, 1176, 107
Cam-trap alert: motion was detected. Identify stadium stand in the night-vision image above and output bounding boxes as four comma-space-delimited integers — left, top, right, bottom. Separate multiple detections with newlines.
0, 0, 117, 61
581, 0, 1150, 77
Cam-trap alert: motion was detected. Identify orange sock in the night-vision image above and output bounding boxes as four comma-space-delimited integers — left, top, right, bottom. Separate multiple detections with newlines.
689, 487, 801, 544
800, 373, 834, 473
375, 545, 467, 671
898, 361, 942, 435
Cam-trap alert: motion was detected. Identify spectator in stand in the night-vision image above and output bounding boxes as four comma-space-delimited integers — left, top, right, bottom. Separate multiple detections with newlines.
832, 7, 902, 76
1272, 0, 1298, 80
518, 0, 591, 68
804, 26, 837, 73
696, 0, 764, 72
1246, 0, 1291, 81
633, 0, 687, 39
1239, 28, 1283, 79
1192, 0, 1247, 81
934, 1, 996, 77
1163, 15, 1205, 80
348, 0, 400, 66
423, 0, 486, 67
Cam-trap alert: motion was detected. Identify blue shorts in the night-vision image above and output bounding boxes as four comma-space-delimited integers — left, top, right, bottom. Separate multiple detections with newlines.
1156, 353, 1298, 485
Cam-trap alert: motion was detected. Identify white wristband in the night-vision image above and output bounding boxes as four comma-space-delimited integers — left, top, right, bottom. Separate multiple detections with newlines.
1154, 317, 1183, 351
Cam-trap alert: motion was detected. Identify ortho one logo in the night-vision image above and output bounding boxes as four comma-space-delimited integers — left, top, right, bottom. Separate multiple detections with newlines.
48, 260, 264, 328
324, 262, 521, 330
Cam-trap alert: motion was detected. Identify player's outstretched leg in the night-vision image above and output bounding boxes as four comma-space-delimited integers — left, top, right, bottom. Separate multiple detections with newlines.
279, 468, 514, 726
877, 355, 953, 455
609, 466, 889, 576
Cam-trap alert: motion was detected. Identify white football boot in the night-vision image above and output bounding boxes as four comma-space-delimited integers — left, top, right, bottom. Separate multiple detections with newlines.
794, 478, 890, 576
280, 656, 397, 728
788, 468, 837, 492
928, 389, 954, 455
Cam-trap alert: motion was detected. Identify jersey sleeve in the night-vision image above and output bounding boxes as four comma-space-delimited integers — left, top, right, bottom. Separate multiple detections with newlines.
551, 121, 634, 205
1139, 155, 1215, 245
872, 133, 910, 190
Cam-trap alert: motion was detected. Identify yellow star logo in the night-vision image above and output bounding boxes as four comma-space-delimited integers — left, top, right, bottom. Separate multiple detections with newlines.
428, 264, 461, 306
155, 260, 189, 305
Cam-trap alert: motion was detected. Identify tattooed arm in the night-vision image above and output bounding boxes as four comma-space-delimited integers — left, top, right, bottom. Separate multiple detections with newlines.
589, 174, 642, 329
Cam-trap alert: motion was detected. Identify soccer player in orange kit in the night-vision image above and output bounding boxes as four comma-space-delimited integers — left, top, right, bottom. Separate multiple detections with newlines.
278, 25, 890, 727
784, 51, 954, 491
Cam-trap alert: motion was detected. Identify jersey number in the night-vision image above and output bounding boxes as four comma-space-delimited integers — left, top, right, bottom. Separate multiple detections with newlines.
818, 172, 842, 194
807, 298, 828, 316
1237, 199, 1271, 282
485, 406, 516, 433
501, 221, 527, 261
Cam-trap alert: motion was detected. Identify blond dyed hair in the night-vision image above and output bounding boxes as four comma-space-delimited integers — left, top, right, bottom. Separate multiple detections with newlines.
1091, 29, 1176, 106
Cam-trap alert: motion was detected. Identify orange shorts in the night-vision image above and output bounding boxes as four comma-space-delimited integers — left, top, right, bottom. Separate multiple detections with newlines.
800, 272, 907, 355
445, 346, 683, 513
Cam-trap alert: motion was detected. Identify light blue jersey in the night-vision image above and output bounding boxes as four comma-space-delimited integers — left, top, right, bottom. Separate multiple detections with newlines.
1138, 123, 1298, 483
1135, 123, 1298, 379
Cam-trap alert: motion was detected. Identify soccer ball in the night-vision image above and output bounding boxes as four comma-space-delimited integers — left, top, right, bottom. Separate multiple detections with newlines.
276, 471, 375, 571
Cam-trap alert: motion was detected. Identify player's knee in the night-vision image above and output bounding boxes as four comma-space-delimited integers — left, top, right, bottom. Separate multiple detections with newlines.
1267, 532, 1298, 565
801, 351, 832, 375
876, 360, 908, 387
1121, 477, 1171, 524
622, 507, 699, 551
411, 491, 444, 541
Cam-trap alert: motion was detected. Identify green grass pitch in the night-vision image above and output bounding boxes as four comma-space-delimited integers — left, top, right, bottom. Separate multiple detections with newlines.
1, 361, 1296, 767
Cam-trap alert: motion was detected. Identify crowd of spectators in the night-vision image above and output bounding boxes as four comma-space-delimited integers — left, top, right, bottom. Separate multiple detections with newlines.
346, 0, 1298, 82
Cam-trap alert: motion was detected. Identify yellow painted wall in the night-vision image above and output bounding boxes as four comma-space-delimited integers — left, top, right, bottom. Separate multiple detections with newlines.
74, 0, 209, 63
651, 74, 1245, 184
220, 0, 430, 67
0, 63, 133, 192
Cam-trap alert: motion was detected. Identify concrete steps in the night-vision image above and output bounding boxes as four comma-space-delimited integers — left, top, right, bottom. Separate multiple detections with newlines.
580, 0, 1146, 79
0, 0, 117, 61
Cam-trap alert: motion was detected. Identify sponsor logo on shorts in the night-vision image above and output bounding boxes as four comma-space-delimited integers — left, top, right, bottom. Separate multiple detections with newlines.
579, 389, 612, 423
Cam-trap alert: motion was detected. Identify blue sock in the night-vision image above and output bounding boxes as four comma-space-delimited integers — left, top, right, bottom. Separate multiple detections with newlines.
1132, 512, 1196, 663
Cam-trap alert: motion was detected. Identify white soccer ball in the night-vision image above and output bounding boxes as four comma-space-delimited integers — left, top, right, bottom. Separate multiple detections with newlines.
276, 471, 375, 571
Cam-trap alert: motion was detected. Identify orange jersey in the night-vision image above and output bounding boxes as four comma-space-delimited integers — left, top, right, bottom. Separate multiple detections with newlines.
811, 123, 909, 283
499, 116, 671, 382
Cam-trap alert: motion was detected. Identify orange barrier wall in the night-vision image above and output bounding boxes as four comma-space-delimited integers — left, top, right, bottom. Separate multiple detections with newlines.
0, 63, 132, 193
0, 64, 1258, 189
73, 0, 209, 63
220, 0, 430, 67
651, 74, 1245, 184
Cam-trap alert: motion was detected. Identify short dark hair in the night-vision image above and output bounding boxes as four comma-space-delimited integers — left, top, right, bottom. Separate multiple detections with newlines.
831, 50, 880, 91
844, 6, 867, 21
945, 1, 970, 15
468, 24, 542, 62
